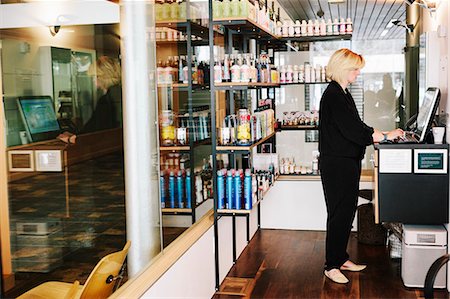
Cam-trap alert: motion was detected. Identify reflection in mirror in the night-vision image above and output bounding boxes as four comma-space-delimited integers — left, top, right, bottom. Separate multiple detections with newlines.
1, 23, 131, 297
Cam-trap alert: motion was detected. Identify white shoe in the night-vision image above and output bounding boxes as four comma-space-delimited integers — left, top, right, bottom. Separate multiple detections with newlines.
324, 269, 349, 284
340, 260, 367, 272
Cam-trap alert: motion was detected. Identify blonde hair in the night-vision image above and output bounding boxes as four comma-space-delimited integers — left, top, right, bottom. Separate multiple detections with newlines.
326, 48, 365, 85
90, 56, 121, 89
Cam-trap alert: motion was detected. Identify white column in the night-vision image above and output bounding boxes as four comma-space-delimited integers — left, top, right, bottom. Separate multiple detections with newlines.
120, 0, 162, 277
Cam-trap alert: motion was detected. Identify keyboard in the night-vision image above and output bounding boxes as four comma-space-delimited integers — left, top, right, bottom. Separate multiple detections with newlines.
396, 131, 419, 143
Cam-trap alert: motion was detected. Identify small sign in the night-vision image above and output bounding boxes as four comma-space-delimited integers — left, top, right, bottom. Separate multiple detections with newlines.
414, 149, 448, 174
35, 150, 63, 172
379, 149, 412, 173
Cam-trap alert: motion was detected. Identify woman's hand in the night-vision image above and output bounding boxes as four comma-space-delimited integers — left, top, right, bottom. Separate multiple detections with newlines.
57, 131, 77, 144
372, 128, 404, 143
385, 128, 404, 141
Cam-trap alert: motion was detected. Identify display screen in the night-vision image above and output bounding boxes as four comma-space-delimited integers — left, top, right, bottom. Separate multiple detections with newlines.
17, 96, 61, 141
416, 88, 440, 142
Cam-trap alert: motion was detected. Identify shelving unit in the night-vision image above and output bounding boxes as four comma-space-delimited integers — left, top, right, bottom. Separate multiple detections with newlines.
216, 132, 275, 152
213, 18, 279, 39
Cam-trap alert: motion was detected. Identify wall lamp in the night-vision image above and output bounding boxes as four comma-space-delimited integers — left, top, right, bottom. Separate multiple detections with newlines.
391, 20, 415, 34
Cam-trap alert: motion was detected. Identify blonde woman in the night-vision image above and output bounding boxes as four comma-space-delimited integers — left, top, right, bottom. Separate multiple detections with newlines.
319, 48, 403, 284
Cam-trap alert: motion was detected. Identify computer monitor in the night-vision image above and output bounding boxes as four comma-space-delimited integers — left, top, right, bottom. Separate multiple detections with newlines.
416, 87, 440, 143
17, 96, 61, 142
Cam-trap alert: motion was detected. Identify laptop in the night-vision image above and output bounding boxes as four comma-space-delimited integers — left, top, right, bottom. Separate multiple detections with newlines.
393, 87, 440, 144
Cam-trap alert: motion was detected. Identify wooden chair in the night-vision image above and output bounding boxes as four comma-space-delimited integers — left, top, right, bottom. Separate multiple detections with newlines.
17, 241, 131, 299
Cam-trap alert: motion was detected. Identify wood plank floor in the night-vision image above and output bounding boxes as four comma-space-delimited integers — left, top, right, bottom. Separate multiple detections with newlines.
214, 229, 450, 299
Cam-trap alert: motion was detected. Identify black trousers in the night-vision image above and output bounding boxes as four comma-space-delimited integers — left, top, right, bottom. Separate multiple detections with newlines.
320, 155, 361, 271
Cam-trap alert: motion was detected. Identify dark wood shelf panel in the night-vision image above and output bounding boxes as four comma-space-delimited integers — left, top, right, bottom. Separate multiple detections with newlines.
279, 34, 352, 43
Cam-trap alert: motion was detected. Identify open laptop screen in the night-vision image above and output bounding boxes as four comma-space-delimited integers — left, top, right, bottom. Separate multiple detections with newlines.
17, 96, 61, 142
416, 87, 440, 143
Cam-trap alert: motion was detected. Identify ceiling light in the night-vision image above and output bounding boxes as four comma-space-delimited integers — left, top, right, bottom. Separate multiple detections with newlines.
328, 0, 345, 3
380, 29, 389, 37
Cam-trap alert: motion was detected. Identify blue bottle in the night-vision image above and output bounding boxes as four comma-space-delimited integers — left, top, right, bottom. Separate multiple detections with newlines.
186, 169, 191, 209
244, 169, 252, 210
234, 169, 242, 209
177, 170, 184, 208
160, 170, 166, 208
169, 171, 175, 208
217, 170, 225, 209
226, 170, 234, 209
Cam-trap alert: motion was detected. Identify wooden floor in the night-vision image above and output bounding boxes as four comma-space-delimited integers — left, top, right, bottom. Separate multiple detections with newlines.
214, 229, 449, 299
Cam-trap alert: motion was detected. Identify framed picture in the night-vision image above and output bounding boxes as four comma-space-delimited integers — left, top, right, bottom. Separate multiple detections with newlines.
8, 150, 34, 172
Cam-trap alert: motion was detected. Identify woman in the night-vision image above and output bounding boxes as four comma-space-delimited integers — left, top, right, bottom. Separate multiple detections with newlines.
319, 48, 403, 284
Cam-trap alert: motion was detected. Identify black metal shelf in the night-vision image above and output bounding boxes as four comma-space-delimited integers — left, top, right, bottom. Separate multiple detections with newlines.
156, 20, 210, 40
216, 132, 275, 153
160, 138, 211, 152
213, 18, 278, 40
279, 34, 352, 43
279, 125, 318, 131
215, 82, 279, 90
279, 82, 329, 86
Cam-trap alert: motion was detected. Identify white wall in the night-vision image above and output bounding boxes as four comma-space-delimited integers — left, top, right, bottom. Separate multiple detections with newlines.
142, 206, 260, 298
261, 180, 372, 231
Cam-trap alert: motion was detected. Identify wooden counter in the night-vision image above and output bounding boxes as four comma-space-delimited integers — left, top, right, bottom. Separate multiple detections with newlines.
7, 128, 123, 182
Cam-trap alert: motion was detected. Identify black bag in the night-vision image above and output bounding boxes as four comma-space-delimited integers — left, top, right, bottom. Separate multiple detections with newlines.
357, 203, 387, 245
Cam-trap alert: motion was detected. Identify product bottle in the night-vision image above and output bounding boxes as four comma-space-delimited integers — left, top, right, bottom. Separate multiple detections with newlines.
295, 20, 301, 37
244, 169, 252, 210
312, 156, 319, 175
183, 56, 189, 84
250, 54, 257, 82
177, 170, 184, 208
164, 59, 173, 83
186, 169, 191, 208
226, 170, 234, 209
304, 63, 310, 83
314, 19, 320, 36
160, 170, 166, 208
340, 18, 346, 34
222, 0, 231, 17
214, 57, 222, 83
240, 54, 250, 83
346, 17, 353, 34
234, 169, 242, 209
157, 60, 165, 84
301, 20, 307, 36
231, 0, 239, 17
310, 63, 315, 83
288, 20, 295, 37
178, 55, 184, 83
307, 19, 314, 36
293, 65, 299, 83
223, 54, 230, 82
279, 65, 285, 84
217, 170, 225, 209
326, 19, 333, 35
192, 55, 198, 84
315, 65, 321, 83
169, 171, 175, 208
195, 175, 203, 203
286, 65, 293, 83
231, 55, 241, 83
282, 21, 288, 37
299, 64, 305, 83
320, 19, 326, 36
333, 18, 339, 35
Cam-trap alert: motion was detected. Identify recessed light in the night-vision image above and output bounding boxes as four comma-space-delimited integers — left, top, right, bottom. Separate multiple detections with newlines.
380, 29, 389, 37
328, 0, 345, 3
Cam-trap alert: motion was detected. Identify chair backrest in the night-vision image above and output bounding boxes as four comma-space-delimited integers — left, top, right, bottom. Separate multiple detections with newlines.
79, 241, 131, 299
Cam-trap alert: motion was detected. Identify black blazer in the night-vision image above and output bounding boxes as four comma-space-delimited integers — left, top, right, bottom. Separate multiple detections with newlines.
319, 81, 374, 160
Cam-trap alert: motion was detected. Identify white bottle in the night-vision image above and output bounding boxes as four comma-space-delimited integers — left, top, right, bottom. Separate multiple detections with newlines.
282, 21, 289, 37
295, 20, 301, 37
314, 19, 320, 36
214, 57, 222, 83
231, 55, 241, 83
315, 65, 321, 83
299, 64, 305, 83
240, 55, 250, 83
346, 17, 353, 34
326, 19, 333, 35
304, 63, 310, 83
339, 18, 346, 34
307, 19, 314, 36
333, 18, 339, 35
286, 65, 293, 83
310, 63, 315, 83
279, 65, 286, 83
321, 66, 326, 82
288, 20, 295, 37
320, 19, 326, 36
293, 65, 299, 83
301, 20, 307, 36
276, 20, 282, 36
223, 54, 230, 81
